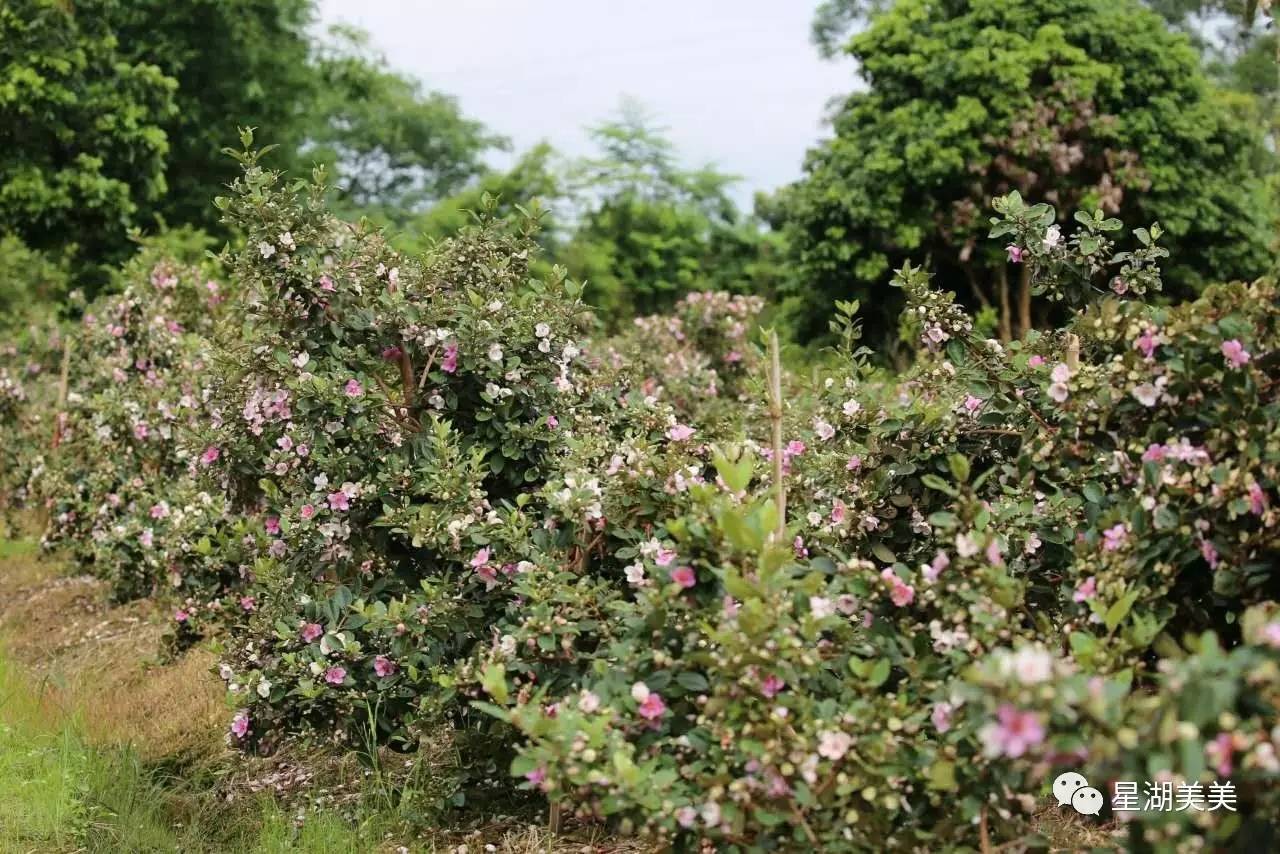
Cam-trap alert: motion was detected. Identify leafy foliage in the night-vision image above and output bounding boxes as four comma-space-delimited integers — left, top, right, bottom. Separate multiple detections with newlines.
779, 0, 1274, 346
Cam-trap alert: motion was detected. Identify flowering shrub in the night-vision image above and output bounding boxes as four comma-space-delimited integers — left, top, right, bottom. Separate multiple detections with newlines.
477, 199, 1280, 849
35, 248, 227, 598
600, 290, 764, 425
14, 140, 1278, 850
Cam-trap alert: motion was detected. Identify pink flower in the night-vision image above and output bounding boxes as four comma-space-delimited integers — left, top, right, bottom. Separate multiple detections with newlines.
1102, 523, 1128, 551
670, 566, 696, 588
382, 346, 403, 361
1073, 576, 1097, 602
301, 622, 323, 642
667, 424, 695, 442
1206, 732, 1235, 777
150, 503, 169, 519
239, 596, 256, 612
1222, 339, 1251, 368
1027, 354, 1045, 368
638, 692, 667, 720
374, 655, 396, 677
344, 379, 363, 397
265, 516, 280, 535
300, 504, 316, 520
786, 440, 806, 457
923, 550, 949, 583
1249, 482, 1267, 516
470, 547, 491, 568
846, 455, 862, 471
1006, 244, 1024, 263
1111, 276, 1128, 295
200, 446, 220, 465
963, 395, 983, 414
318, 275, 335, 292
174, 609, 189, 623
230, 712, 250, 739
1142, 443, 1167, 462
654, 547, 677, 567
831, 499, 846, 525
932, 701, 954, 733
525, 767, 547, 788
327, 491, 350, 511
546, 415, 558, 429
441, 343, 459, 373
881, 568, 915, 606
985, 538, 1004, 566
324, 666, 347, 685
1135, 330, 1158, 359
1201, 538, 1220, 569
979, 704, 1045, 758
761, 674, 785, 698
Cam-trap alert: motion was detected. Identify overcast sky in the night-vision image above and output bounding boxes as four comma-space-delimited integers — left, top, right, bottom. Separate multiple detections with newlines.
316, 0, 857, 207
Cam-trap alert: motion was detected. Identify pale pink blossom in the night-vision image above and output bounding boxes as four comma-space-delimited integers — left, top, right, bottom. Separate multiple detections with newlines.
324, 666, 347, 685
301, 622, 323, 642
1073, 576, 1097, 602
1222, 339, 1251, 368
374, 656, 396, 677
667, 424, 695, 442
230, 712, 250, 738
979, 704, 1045, 758
1102, 523, 1128, 551
932, 701, 954, 733
344, 379, 363, 397
670, 566, 696, 588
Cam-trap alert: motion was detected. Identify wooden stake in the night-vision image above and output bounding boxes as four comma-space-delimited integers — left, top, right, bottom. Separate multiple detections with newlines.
50, 337, 72, 450
766, 329, 786, 539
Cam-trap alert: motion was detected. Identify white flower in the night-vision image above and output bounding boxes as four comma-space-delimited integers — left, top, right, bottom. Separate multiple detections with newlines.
487, 299, 503, 312
488, 344, 504, 362
1047, 382, 1070, 403
955, 532, 979, 557
258, 241, 276, 259
842, 399, 862, 417
817, 730, 852, 760
624, 563, 646, 586
1011, 646, 1053, 685
814, 419, 836, 441
1043, 225, 1061, 249
631, 682, 651, 702
1132, 383, 1160, 407
499, 635, 516, 655
1050, 363, 1072, 384
578, 691, 601, 713
278, 231, 294, 250
535, 323, 551, 338
292, 352, 310, 368
257, 679, 272, 698
809, 596, 835, 619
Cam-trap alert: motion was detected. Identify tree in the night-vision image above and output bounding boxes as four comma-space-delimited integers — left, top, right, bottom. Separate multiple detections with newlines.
305, 27, 506, 224
560, 105, 777, 323
106, 0, 316, 232
781, 0, 1274, 345
0, 0, 175, 276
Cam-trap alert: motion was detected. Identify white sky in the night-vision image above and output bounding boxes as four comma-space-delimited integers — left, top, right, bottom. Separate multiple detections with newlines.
316, 0, 857, 208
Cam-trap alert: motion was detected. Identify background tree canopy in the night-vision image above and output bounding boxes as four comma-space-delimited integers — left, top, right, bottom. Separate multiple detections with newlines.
0, 0, 1275, 338
779, 0, 1274, 347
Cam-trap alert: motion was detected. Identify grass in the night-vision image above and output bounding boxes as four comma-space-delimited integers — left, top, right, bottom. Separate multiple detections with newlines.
0, 527, 641, 853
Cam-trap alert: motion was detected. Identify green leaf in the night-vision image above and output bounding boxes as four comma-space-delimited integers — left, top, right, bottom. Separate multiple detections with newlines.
480, 662, 508, 704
